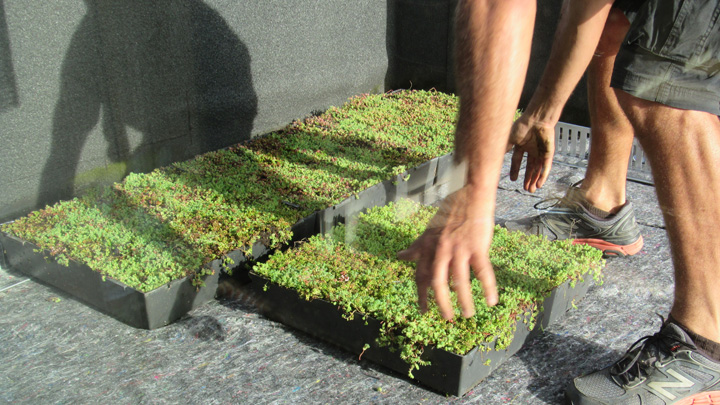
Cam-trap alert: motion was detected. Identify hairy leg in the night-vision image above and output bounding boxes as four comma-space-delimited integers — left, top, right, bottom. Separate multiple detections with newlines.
616, 90, 720, 343
581, 7, 634, 214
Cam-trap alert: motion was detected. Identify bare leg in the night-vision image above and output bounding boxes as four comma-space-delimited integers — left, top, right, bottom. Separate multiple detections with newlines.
616, 90, 720, 343
581, 7, 634, 214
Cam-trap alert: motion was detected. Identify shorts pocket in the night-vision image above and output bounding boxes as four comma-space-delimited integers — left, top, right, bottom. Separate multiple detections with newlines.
625, 0, 720, 65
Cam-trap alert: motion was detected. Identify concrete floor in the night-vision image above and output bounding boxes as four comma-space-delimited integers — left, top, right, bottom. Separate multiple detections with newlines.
0, 157, 672, 404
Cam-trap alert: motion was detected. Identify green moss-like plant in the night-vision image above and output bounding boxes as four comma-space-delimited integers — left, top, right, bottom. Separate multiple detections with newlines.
2, 90, 460, 292
253, 200, 605, 376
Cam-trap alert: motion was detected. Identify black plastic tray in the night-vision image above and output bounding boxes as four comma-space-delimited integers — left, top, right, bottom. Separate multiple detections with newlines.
315, 153, 462, 233
0, 153, 462, 329
0, 211, 327, 329
0, 230, 263, 329
248, 271, 593, 396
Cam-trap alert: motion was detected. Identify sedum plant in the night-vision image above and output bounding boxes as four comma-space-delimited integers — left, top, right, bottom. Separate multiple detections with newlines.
253, 200, 605, 376
2, 90, 459, 292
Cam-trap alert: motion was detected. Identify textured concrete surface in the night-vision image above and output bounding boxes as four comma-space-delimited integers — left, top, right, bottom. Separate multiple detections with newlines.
0, 156, 671, 404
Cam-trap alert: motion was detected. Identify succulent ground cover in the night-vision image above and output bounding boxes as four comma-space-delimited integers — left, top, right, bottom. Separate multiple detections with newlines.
1, 90, 459, 292
253, 200, 605, 376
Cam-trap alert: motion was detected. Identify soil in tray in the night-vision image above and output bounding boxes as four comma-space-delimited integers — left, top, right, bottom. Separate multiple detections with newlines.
252, 200, 605, 390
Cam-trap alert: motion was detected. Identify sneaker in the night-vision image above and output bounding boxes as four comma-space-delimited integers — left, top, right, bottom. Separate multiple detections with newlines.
502, 185, 643, 257
565, 321, 720, 404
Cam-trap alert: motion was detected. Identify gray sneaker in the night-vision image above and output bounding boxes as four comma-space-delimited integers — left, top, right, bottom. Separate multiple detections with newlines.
502, 186, 643, 257
566, 321, 720, 404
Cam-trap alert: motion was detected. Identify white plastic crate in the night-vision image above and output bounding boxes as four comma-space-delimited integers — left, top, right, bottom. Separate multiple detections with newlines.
553, 122, 653, 185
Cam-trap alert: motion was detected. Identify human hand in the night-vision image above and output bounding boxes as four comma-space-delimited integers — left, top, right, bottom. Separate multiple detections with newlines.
507, 114, 555, 193
397, 186, 498, 320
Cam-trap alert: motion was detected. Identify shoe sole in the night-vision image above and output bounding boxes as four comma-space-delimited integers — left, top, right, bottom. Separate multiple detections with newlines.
566, 390, 720, 404
572, 235, 644, 257
674, 390, 720, 404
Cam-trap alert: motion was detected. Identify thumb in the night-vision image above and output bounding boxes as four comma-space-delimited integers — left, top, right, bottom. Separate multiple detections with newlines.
397, 244, 420, 261
509, 147, 524, 181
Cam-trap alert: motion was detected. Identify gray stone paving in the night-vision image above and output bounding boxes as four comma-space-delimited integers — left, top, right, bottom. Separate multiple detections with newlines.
0, 156, 671, 404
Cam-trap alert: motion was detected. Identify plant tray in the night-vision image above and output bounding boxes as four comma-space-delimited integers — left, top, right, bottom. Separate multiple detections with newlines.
0, 228, 279, 330
314, 152, 463, 233
0, 152, 462, 330
247, 200, 603, 395
248, 271, 593, 396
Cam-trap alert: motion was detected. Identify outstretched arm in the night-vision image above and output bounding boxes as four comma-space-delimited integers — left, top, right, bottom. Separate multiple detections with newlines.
509, 0, 615, 192
399, 0, 536, 320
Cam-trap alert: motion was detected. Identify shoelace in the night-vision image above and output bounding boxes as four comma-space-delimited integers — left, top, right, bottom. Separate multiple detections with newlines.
532, 180, 586, 212
609, 327, 695, 385
533, 195, 581, 211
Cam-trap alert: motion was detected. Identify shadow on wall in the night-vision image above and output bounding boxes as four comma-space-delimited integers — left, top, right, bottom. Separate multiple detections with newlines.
38, 0, 257, 207
0, 0, 19, 112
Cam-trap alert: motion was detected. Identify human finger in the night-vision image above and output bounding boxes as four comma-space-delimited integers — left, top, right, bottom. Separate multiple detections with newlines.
415, 257, 431, 314
471, 253, 498, 307
397, 244, 420, 262
524, 156, 542, 193
450, 254, 475, 318
536, 155, 553, 190
401, 235, 433, 312
510, 147, 524, 181
430, 242, 454, 320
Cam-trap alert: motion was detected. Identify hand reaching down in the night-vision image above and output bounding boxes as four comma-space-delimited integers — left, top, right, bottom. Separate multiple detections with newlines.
508, 115, 556, 193
398, 186, 498, 321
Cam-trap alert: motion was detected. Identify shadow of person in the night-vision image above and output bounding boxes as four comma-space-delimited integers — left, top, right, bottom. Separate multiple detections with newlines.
0, 0, 19, 112
516, 332, 622, 404
38, 0, 257, 207
184, 315, 227, 342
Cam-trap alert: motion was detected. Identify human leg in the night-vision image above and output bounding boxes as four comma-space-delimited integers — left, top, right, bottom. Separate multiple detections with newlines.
565, 88, 720, 405
565, 96, 720, 402
566, 0, 720, 401
505, 6, 644, 256
607, 0, 720, 350
616, 92, 720, 345
581, 7, 633, 214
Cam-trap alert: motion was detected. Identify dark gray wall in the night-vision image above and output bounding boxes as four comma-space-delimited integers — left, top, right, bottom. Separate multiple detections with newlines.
525, 1, 589, 126
386, 0, 589, 124
0, 0, 388, 222
1, 0, 588, 223
0, 1, 18, 113
386, 0, 458, 92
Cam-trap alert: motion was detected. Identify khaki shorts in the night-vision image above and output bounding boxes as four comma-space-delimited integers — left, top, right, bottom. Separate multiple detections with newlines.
611, 0, 720, 115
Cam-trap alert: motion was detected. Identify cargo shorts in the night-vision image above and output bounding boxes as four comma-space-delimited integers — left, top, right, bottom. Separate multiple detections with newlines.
611, 0, 720, 116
